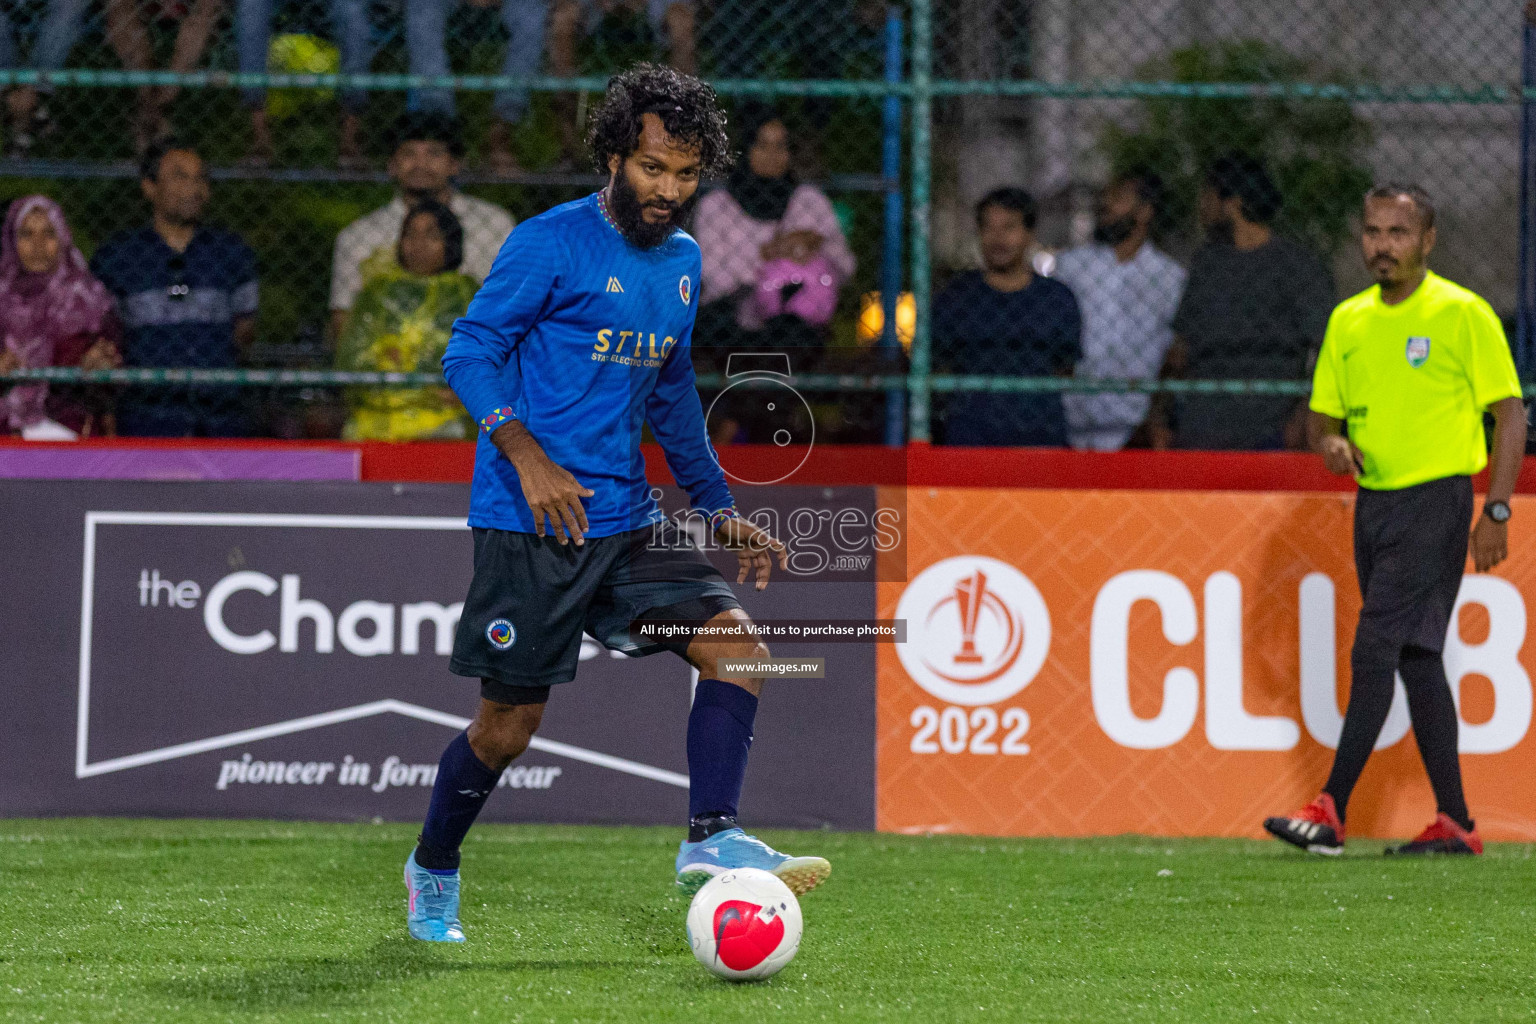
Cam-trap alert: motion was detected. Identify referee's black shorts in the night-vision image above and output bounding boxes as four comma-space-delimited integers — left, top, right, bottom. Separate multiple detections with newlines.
1353, 474, 1472, 657
448, 518, 741, 704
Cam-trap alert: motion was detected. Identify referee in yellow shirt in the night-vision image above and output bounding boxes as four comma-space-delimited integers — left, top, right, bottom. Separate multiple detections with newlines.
1264, 184, 1526, 856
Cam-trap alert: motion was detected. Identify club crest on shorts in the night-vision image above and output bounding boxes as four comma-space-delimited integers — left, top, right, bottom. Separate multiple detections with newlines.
1406, 336, 1431, 368
486, 618, 516, 650
679, 275, 692, 306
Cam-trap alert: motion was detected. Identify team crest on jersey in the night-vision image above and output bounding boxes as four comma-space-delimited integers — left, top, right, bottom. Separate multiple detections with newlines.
679, 275, 692, 306
1406, 336, 1431, 368
486, 618, 516, 650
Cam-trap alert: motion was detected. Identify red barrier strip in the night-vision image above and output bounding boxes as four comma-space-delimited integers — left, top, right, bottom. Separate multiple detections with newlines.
4, 437, 1533, 492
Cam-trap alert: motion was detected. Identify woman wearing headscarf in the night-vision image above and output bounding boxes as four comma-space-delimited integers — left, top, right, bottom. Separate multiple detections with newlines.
0, 195, 122, 439
693, 104, 856, 345
336, 198, 477, 440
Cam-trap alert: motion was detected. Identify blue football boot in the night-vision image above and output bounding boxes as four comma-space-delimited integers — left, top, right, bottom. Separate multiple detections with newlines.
404, 851, 466, 943
675, 827, 831, 896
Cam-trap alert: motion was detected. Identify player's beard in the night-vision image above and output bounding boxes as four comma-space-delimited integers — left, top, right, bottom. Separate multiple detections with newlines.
609, 170, 698, 250
402, 186, 443, 206
1205, 213, 1236, 245
981, 246, 1025, 276
1092, 212, 1137, 246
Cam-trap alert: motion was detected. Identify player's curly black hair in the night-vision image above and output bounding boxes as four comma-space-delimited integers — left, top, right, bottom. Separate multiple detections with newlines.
586, 63, 733, 178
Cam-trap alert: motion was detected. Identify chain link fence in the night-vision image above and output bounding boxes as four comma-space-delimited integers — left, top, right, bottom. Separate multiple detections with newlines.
924, 0, 1527, 449
0, 0, 1529, 449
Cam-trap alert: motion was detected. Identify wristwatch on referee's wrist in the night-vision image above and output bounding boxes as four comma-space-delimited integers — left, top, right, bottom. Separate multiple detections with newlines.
1484, 500, 1512, 524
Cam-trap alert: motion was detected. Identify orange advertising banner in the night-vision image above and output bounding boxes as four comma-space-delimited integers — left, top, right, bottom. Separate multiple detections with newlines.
876, 487, 1536, 842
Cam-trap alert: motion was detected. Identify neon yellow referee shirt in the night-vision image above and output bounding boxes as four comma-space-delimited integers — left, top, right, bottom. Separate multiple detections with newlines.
1310, 271, 1521, 491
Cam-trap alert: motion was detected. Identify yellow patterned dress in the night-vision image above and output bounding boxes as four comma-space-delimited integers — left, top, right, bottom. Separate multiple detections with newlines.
336, 266, 478, 440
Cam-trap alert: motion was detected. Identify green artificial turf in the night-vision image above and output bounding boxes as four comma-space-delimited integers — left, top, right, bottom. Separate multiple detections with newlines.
1, 820, 1533, 1023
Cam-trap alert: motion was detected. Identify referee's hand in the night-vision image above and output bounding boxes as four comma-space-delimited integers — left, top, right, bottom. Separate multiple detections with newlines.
1318, 434, 1365, 477
492, 421, 594, 545
715, 518, 789, 591
1471, 515, 1510, 573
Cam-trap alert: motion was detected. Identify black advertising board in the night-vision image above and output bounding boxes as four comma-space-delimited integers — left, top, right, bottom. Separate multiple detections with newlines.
0, 481, 875, 829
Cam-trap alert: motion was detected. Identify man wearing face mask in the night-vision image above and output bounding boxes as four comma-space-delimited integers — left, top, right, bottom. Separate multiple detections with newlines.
1054, 171, 1186, 451
1154, 154, 1335, 450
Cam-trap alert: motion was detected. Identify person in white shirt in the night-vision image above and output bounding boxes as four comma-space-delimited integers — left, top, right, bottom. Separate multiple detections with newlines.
329, 112, 515, 339
1054, 172, 1186, 451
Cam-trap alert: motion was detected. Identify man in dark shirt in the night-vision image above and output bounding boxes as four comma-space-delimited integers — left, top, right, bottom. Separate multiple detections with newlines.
1159, 154, 1334, 450
92, 138, 258, 437
933, 187, 1082, 446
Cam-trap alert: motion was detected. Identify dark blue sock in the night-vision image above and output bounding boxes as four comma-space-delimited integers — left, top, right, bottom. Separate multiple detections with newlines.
687, 678, 758, 832
415, 732, 501, 872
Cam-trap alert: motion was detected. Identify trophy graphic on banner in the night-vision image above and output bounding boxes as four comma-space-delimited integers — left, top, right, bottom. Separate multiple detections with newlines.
952, 571, 987, 664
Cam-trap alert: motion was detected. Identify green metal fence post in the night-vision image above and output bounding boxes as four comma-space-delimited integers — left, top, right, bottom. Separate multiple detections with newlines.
908, 0, 933, 443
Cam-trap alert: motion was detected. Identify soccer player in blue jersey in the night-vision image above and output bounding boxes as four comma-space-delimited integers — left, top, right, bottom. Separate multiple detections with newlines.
403, 64, 832, 943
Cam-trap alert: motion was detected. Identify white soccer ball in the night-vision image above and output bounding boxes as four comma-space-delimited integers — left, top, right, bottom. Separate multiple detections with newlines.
685, 868, 803, 982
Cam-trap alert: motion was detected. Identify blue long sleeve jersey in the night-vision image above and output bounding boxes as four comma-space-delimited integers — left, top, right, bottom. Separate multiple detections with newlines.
443, 192, 735, 537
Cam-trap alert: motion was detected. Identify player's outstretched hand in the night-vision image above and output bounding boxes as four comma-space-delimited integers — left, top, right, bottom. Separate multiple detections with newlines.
1470, 515, 1509, 573
716, 517, 789, 591
491, 421, 594, 545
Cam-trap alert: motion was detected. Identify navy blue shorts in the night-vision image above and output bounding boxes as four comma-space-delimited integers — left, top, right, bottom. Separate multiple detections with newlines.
449, 520, 740, 698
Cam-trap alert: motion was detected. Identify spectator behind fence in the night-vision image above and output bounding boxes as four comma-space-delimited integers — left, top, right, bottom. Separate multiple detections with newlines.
706, 0, 884, 131
933, 187, 1082, 447
0, 0, 91, 158
1054, 171, 1186, 451
693, 106, 854, 347
1156, 154, 1334, 450
330, 112, 514, 340
0, 195, 122, 439
238, 0, 372, 167
548, 0, 694, 164
104, 0, 226, 151
335, 200, 476, 440
92, 139, 258, 437
407, 0, 549, 174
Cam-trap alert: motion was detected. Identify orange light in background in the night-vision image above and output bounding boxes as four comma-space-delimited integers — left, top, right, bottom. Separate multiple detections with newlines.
857, 291, 915, 351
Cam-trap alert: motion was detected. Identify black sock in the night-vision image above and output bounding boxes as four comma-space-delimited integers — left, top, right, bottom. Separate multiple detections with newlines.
414, 731, 502, 872
1324, 634, 1399, 823
413, 834, 460, 872
688, 813, 739, 843
1398, 645, 1473, 831
685, 679, 757, 837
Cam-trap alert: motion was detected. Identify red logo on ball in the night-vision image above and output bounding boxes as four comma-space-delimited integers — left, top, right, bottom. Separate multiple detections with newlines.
712, 899, 785, 970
